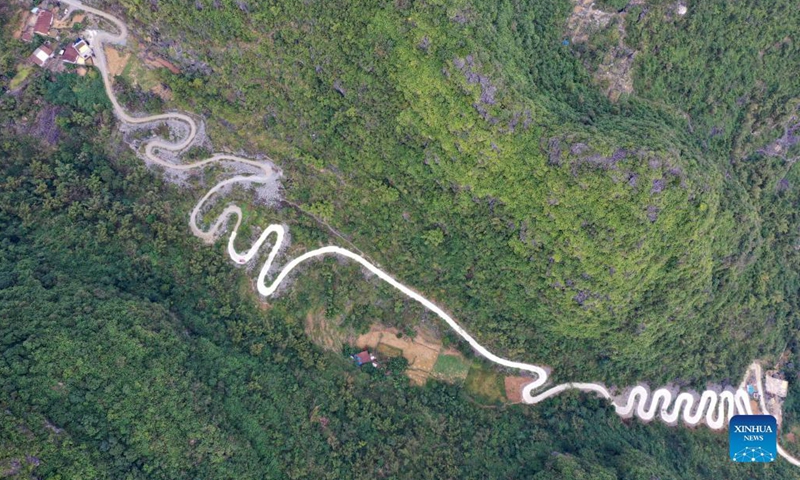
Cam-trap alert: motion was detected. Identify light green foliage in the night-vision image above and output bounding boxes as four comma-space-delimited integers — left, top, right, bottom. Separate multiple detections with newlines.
106, 0, 800, 386
3, 0, 800, 475
422, 227, 444, 247
307, 200, 335, 221
432, 354, 471, 381
9, 65, 33, 90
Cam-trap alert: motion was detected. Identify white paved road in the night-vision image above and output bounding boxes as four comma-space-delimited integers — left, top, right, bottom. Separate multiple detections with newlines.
65, 0, 800, 467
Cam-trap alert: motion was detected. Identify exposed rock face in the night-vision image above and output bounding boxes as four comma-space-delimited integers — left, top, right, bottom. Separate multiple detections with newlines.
565, 0, 639, 101
453, 54, 501, 123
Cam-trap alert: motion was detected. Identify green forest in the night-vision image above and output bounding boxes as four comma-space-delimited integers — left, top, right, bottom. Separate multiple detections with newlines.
107, 0, 800, 384
0, 50, 796, 480
2, 0, 800, 477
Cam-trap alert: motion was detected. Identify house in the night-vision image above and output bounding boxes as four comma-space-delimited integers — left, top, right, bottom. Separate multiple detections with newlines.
62, 44, 80, 64
21, 29, 33, 43
30, 44, 53, 67
61, 39, 92, 66
62, 39, 90, 65
73, 38, 92, 59
33, 10, 54, 37
351, 350, 377, 367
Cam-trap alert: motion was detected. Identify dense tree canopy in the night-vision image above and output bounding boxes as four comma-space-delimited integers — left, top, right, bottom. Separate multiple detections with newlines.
1, 67, 795, 480
3, 0, 800, 477
101, 0, 800, 385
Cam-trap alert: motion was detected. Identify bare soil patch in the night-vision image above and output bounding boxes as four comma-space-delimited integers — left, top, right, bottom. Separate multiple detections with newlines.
504, 376, 534, 404
567, 0, 615, 44
355, 328, 384, 351
376, 343, 403, 358
12, 12, 25, 39
566, 0, 637, 101
406, 370, 429, 386
54, 12, 85, 29
105, 46, 131, 76
13, 9, 39, 41
151, 83, 174, 101
144, 55, 181, 74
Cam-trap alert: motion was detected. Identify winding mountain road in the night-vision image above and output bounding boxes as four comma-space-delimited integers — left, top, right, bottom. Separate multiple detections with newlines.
64, 0, 800, 466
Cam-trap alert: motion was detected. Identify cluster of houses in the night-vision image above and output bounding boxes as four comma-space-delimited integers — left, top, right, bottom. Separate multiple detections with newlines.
22, 6, 94, 69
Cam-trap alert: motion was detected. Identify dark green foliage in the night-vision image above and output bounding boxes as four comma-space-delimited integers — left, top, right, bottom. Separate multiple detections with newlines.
1, 61, 798, 478
385, 354, 409, 375
104, 0, 800, 387
38, 70, 111, 113
113, 74, 164, 113
596, 0, 631, 12
2, 0, 800, 476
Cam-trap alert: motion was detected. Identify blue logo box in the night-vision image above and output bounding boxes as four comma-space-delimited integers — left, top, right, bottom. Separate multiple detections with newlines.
729, 415, 777, 462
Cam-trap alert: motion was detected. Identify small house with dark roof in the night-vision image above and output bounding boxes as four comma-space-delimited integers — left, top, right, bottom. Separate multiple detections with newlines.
351, 350, 377, 367
62, 44, 80, 64
30, 44, 53, 67
33, 10, 54, 37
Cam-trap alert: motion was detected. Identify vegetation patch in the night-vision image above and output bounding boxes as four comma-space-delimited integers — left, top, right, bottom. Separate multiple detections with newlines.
376, 342, 403, 358
465, 363, 506, 404
431, 353, 471, 383
9, 65, 33, 90
117, 39, 163, 92
304, 309, 346, 352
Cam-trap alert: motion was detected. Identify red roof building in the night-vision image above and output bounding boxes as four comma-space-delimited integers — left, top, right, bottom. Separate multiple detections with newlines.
34, 10, 53, 36
352, 350, 376, 366
30, 45, 53, 67
62, 44, 79, 64
21, 29, 33, 43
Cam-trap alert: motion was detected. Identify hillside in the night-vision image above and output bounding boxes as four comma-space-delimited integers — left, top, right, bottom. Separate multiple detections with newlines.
3, 0, 800, 477
103, 0, 800, 385
0, 45, 795, 480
